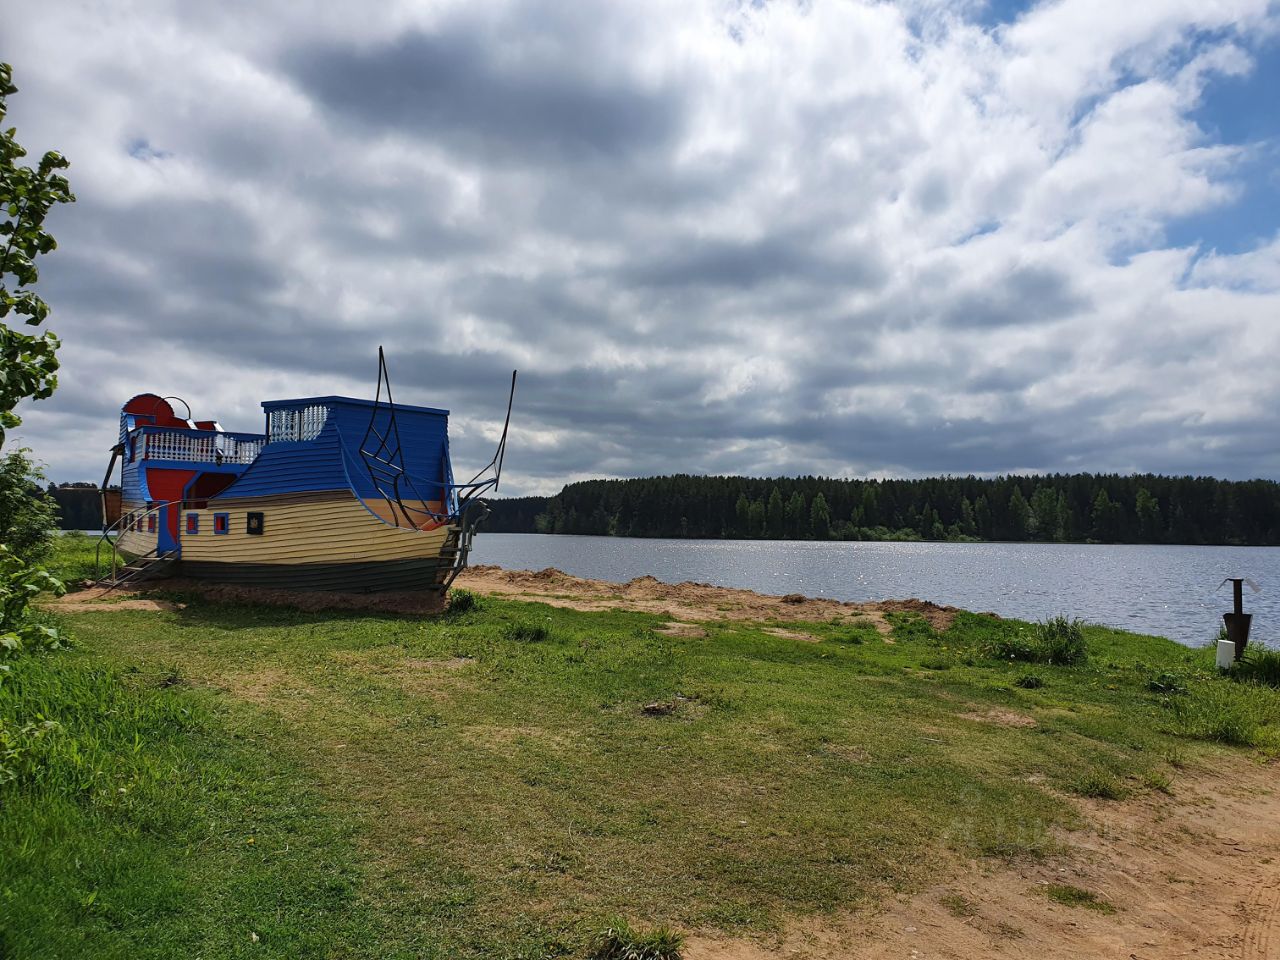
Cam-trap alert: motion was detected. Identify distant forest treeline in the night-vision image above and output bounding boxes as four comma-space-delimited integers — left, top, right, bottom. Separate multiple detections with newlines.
48, 473, 1280, 545
47, 484, 101, 530
486, 474, 1280, 546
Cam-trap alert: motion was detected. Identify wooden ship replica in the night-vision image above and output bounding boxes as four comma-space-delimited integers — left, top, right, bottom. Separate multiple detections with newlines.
98, 351, 514, 592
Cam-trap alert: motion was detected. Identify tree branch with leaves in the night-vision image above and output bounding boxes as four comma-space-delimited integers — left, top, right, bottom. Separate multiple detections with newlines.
0, 62, 75, 449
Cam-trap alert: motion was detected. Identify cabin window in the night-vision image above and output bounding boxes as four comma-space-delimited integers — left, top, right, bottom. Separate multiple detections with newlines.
186, 513, 199, 535
147, 515, 157, 533
214, 512, 230, 535
246, 512, 264, 536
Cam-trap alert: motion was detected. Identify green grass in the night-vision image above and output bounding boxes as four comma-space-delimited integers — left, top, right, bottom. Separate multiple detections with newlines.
1141, 769, 1174, 794
1043, 883, 1116, 914
1069, 770, 1128, 800
1033, 616, 1089, 665
830, 619, 880, 645
447, 588, 483, 615
1145, 671, 1189, 694
588, 920, 683, 960
1164, 682, 1277, 746
503, 620, 553, 643
46, 531, 104, 587
974, 615, 1088, 666
939, 893, 979, 918
1, 648, 377, 959
1232, 648, 1280, 689
4, 537, 1278, 956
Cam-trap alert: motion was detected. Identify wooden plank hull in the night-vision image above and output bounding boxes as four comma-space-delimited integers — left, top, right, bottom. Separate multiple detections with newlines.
176, 556, 452, 592
116, 501, 159, 556
176, 491, 460, 592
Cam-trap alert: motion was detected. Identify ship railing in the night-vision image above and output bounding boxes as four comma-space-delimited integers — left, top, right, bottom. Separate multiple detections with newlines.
94, 500, 176, 583
267, 403, 331, 443
136, 428, 265, 465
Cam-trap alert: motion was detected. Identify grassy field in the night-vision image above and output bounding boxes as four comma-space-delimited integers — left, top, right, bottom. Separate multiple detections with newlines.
46, 530, 105, 586
2, 541, 1278, 958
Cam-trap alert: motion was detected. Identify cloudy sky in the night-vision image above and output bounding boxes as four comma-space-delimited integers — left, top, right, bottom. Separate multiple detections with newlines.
8, 0, 1280, 494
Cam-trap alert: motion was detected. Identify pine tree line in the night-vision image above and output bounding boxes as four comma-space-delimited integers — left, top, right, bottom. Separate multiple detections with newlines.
46, 483, 100, 530
485, 473, 1280, 545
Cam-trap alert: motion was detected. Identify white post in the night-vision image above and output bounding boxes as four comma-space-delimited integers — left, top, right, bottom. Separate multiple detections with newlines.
1216, 638, 1235, 671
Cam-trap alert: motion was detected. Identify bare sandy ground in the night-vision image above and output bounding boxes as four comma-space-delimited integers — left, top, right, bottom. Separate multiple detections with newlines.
49, 586, 183, 612
454, 564, 961, 634
52, 565, 957, 629
685, 758, 1280, 960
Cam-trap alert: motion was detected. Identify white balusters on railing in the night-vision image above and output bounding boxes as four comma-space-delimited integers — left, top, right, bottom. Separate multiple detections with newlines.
267, 404, 330, 442
139, 430, 265, 464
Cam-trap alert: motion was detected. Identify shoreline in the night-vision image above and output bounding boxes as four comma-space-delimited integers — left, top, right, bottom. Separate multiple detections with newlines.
52, 564, 968, 631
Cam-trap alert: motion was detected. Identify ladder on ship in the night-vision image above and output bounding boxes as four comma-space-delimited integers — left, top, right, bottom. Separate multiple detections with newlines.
96, 549, 178, 589
93, 501, 179, 590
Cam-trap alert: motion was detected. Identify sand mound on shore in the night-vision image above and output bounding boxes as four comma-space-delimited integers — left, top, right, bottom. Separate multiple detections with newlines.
455, 565, 961, 633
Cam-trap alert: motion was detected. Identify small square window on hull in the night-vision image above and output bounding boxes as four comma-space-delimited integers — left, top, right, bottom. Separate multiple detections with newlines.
213, 513, 230, 535
246, 512, 265, 536
186, 513, 199, 535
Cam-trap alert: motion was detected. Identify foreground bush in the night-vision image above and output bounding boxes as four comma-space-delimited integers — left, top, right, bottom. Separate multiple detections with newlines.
0, 450, 60, 565
1, 543, 67, 660
1232, 648, 1280, 689
446, 588, 482, 614
980, 615, 1087, 666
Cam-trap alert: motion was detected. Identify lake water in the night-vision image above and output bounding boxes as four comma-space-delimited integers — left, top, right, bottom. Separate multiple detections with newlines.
470, 534, 1280, 648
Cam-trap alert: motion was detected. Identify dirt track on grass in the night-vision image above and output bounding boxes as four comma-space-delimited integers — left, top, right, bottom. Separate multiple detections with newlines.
46, 586, 184, 612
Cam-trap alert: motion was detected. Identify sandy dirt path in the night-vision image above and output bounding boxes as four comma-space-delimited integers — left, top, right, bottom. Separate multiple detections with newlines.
685, 758, 1280, 960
